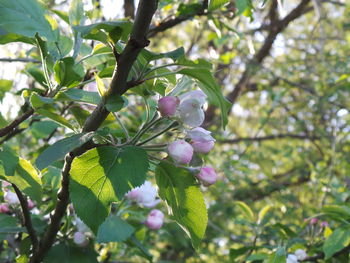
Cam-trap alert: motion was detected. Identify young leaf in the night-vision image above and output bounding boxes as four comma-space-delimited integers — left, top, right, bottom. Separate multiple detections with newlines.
235, 201, 255, 222
70, 146, 148, 233
209, 0, 230, 11
97, 215, 135, 243
155, 161, 208, 250
35, 132, 94, 170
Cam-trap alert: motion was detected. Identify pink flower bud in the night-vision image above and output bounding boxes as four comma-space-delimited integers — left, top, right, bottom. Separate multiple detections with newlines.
73, 232, 89, 247
310, 218, 318, 225
27, 200, 35, 210
196, 166, 218, 186
0, 203, 10, 213
188, 127, 215, 154
168, 140, 193, 164
321, 221, 329, 228
192, 141, 215, 154
1, 180, 10, 188
145, 209, 164, 230
158, 96, 179, 117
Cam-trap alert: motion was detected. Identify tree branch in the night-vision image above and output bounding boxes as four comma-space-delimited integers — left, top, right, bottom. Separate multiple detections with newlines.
12, 184, 38, 250
233, 168, 311, 201
228, 0, 311, 104
124, 0, 135, 18
219, 133, 320, 144
0, 58, 40, 63
0, 108, 34, 138
29, 1, 159, 261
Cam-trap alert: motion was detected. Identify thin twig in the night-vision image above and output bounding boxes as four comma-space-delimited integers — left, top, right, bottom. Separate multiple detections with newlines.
0, 108, 34, 138
12, 184, 38, 250
0, 58, 40, 63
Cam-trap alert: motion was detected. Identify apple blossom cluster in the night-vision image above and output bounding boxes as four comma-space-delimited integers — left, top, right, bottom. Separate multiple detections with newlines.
158, 90, 218, 186
125, 181, 164, 230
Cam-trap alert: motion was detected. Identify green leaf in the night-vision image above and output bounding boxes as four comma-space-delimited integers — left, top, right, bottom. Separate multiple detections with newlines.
70, 146, 149, 233
30, 92, 54, 109
322, 205, 350, 220
36, 108, 75, 131
0, 31, 33, 45
43, 244, 98, 263
97, 215, 135, 243
235, 201, 255, 222
155, 161, 207, 249
13, 158, 42, 203
74, 21, 132, 43
0, 79, 12, 100
0, 150, 42, 203
0, 148, 18, 178
0, 0, 58, 41
25, 67, 48, 89
323, 227, 350, 260
53, 57, 84, 88
31, 121, 59, 139
265, 247, 286, 263
209, 0, 230, 10
236, 0, 249, 14
0, 214, 23, 238
55, 89, 101, 105
177, 63, 232, 128
35, 132, 94, 170
140, 47, 185, 63
69, 0, 84, 26
105, 95, 127, 112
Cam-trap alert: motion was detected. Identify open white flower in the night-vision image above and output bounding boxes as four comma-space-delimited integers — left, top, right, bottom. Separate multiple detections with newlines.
126, 181, 160, 208
295, 249, 307, 260
178, 90, 207, 127
286, 254, 299, 263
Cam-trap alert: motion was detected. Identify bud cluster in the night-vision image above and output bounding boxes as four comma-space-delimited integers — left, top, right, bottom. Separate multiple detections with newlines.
158, 90, 218, 186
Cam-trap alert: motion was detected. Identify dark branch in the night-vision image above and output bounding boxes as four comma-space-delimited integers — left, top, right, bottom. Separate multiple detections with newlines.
124, 0, 135, 18
233, 168, 311, 201
0, 58, 40, 63
219, 133, 320, 144
228, 0, 311, 103
12, 184, 38, 250
0, 108, 34, 138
